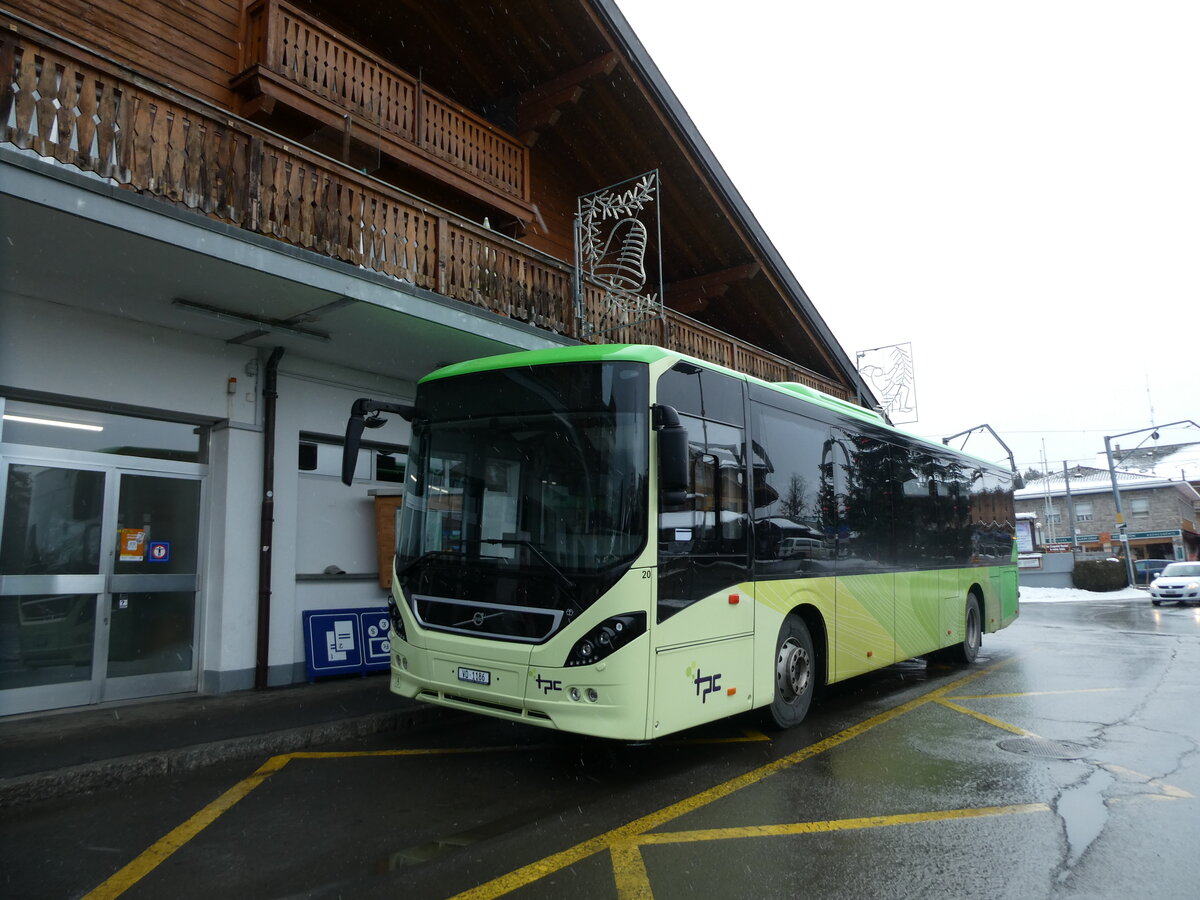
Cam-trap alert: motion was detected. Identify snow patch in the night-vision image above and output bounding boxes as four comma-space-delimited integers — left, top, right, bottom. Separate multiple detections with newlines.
1020, 586, 1146, 603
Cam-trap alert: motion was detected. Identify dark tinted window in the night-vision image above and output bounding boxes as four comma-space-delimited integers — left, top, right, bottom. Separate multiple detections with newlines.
656, 363, 745, 425
750, 403, 835, 575
893, 444, 978, 568
832, 426, 894, 572
657, 367, 749, 621
970, 469, 1016, 561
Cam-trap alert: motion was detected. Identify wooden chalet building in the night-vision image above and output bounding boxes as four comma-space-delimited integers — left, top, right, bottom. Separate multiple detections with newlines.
0, 0, 876, 714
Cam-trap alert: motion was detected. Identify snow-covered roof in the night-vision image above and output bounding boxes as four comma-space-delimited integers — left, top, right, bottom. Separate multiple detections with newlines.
1015, 464, 1199, 501
1095, 440, 1200, 482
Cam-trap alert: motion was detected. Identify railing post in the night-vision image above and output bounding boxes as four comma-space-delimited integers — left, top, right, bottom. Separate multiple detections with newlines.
0, 35, 15, 135
436, 214, 449, 296
263, 0, 280, 73
248, 136, 264, 232
415, 78, 424, 151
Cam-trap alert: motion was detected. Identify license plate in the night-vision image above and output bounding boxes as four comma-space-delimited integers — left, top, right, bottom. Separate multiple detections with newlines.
457, 666, 491, 685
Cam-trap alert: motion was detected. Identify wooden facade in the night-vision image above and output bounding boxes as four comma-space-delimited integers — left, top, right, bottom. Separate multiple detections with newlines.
0, 0, 866, 402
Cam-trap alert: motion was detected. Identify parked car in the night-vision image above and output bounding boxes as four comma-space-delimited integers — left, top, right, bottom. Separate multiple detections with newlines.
1149, 562, 1200, 606
1134, 558, 1174, 586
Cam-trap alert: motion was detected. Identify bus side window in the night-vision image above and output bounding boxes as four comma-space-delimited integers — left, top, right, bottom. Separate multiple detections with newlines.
656, 365, 749, 622
829, 426, 894, 571
750, 403, 834, 573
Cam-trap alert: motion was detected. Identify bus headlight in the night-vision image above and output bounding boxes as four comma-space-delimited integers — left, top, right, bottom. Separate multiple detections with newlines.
566, 612, 646, 667
387, 595, 407, 642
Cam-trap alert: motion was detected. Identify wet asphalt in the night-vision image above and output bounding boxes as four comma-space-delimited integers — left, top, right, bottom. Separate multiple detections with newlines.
3, 593, 1198, 899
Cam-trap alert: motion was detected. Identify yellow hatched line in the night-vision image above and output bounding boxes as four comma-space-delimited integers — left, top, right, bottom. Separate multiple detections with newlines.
449, 661, 1009, 900
81, 755, 291, 900
610, 841, 655, 899
677, 728, 772, 744
636, 802, 1050, 845
937, 703, 1194, 803
935, 698, 1036, 737
1101, 764, 1195, 800
83, 664, 1015, 900
81, 744, 544, 900
949, 688, 1124, 699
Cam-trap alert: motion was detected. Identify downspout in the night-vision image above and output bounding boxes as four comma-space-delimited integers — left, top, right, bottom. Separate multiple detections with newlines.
255, 347, 285, 689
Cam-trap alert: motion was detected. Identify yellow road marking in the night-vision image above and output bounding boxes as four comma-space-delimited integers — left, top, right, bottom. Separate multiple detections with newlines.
935, 698, 1037, 736
610, 841, 654, 899
949, 688, 1124, 699
676, 727, 772, 744
635, 803, 1050, 845
81, 744, 553, 899
1101, 763, 1195, 799
86, 661, 1045, 900
82, 755, 291, 900
449, 661, 1009, 900
283, 744, 556, 759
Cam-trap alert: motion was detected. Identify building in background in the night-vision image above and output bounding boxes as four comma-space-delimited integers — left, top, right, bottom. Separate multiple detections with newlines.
1014, 466, 1200, 562
0, 1, 878, 714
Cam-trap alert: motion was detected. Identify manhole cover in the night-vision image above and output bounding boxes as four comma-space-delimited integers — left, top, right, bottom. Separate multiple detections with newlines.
997, 737, 1089, 760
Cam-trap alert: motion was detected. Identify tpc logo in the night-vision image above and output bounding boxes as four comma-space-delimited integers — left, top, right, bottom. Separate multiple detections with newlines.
693, 667, 721, 703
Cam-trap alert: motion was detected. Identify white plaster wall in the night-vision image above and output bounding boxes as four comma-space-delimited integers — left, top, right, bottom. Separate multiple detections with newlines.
2, 286, 495, 690
269, 359, 414, 683
0, 293, 260, 426
201, 424, 264, 685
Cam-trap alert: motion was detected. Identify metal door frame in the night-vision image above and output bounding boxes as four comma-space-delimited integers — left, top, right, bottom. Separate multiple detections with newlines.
0, 444, 208, 715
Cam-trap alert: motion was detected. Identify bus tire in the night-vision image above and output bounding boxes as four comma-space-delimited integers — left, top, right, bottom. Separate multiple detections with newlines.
764, 614, 815, 729
941, 592, 982, 665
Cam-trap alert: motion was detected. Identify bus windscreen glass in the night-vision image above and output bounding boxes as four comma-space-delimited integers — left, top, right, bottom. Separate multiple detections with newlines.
395, 362, 649, 639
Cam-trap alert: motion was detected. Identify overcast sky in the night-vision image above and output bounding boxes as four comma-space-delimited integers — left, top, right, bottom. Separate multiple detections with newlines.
614, 0, 1198, 474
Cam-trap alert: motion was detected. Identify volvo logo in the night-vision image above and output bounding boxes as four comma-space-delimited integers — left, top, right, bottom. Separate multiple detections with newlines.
455, 610, 503, 628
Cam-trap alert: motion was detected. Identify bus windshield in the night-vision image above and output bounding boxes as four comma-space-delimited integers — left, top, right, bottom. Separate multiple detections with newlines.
395, 361, 649, 637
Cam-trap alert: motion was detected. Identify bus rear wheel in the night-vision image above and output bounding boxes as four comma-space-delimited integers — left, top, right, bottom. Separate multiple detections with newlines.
765, 615, 815, 729
938, 592, 982, 665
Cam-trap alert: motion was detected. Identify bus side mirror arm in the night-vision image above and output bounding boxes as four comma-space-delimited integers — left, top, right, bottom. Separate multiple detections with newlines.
653, 404, 690, 506
341, 398, 416, 485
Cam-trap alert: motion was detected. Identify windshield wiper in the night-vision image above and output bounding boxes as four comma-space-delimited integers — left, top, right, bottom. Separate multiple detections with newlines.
480, 538, 581, 610
395, 549, 461, 582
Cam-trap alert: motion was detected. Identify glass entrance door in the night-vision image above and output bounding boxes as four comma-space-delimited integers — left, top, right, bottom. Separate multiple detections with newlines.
0, 462, 203, 714
103, 473, 201, 701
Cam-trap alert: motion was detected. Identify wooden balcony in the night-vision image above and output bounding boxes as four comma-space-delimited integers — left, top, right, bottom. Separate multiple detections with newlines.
232, 0, 532, 225
0, 18, 852, 402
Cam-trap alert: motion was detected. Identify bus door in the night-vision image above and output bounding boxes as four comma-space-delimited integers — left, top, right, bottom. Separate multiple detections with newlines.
651, 364, 755, 735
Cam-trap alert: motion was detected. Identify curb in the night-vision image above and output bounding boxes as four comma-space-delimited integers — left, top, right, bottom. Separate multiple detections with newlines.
0, 705, 449, 809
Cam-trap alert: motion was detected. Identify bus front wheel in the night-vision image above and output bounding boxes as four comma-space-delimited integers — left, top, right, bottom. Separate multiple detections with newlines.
765, 615, 815, 729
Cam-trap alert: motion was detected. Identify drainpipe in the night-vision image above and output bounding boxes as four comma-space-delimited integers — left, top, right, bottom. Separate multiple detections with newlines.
255, 347, 286, 689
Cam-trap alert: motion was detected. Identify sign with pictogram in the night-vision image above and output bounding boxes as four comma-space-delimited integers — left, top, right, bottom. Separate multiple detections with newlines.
119, 528, 147, 562
148, 541, 171, 563
302, 607, 391, 681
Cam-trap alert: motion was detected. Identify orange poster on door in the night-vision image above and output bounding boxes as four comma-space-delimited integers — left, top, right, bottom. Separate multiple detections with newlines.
119, 528, 147, 562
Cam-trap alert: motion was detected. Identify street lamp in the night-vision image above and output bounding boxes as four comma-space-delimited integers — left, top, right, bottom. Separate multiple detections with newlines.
1103, 419, 1199, 587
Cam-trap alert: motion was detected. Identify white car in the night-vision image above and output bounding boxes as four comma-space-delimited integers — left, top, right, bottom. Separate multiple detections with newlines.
1149, 562, 1200, 606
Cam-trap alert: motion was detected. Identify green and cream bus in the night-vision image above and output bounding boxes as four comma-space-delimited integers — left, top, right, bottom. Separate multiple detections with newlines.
341, 345, 1018, 740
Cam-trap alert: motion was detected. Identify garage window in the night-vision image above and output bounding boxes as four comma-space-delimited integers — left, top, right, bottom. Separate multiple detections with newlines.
299, 436, 405, 483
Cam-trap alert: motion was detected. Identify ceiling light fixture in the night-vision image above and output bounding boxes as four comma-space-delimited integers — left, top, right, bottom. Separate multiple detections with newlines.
3, 414, 104, 432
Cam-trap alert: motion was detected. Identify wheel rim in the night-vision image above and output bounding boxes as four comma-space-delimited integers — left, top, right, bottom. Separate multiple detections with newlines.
966, 603, 981, 649
776, 636, 810, 703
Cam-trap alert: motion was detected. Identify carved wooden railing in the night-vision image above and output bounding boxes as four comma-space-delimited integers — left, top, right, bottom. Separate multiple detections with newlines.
0, 18, 851, 402
237, 0, 529, 208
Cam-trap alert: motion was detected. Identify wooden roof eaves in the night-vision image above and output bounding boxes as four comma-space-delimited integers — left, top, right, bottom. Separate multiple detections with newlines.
584, 0, 880, 410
